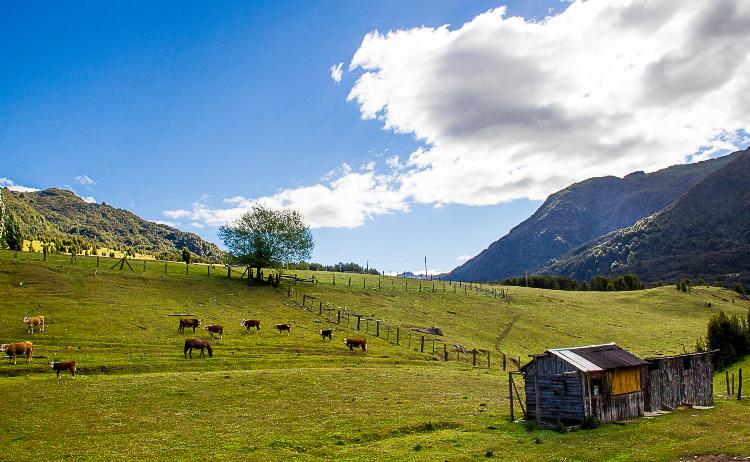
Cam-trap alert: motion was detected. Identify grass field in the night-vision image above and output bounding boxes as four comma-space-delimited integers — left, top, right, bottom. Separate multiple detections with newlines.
0, 250, 749, 461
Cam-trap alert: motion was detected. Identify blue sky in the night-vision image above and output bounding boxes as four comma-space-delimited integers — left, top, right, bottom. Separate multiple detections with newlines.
2, 1, 749, 274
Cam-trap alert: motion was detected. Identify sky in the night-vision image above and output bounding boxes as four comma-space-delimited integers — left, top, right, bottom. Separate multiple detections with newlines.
1, 0, 749, 275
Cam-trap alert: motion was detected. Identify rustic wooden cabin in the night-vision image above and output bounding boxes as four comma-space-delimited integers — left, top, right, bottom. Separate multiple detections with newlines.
643, 351, 716, 412
521, 343, 647, 425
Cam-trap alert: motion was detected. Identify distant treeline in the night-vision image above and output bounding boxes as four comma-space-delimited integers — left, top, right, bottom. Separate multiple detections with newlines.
501, 274, 645, 291
286, 261, 380, 275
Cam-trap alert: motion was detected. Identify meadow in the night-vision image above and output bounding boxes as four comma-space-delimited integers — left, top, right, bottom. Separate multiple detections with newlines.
0, 250, 748, 461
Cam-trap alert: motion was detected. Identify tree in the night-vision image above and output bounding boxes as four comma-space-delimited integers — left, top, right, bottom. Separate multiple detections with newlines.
181, 247, 192, 264
218, 205, 313, 280
3, 212, 24, 254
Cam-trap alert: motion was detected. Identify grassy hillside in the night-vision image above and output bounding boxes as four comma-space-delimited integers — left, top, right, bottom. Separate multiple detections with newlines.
1, 187, 224, 260
0, 251, 749, 461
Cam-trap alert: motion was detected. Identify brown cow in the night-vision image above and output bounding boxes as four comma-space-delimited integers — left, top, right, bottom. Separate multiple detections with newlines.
184, 338, 212, 358
203, 324, 224, 339
0, 342, 33, 364
49, 361, 76, 379
343, 338, 367, 351
178, 318, 202, 334
320, 329, 333, 341
23, 315, 45, 334
275, 323, 291, 335
240, 319, 261, 332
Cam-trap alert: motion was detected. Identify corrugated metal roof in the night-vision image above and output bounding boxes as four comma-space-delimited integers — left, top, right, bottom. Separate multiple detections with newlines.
549, 343, 646, 371
549, 349, 603, 372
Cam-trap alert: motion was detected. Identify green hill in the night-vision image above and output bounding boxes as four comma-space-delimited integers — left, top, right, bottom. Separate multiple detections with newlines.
449, 153, 739, 282
1, 187, 223, 260
544, 147, 750, 285
1, 250, 748, 461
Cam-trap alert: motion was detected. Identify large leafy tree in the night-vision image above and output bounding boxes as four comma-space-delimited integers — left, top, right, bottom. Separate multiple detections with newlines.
219, 205, 313, 280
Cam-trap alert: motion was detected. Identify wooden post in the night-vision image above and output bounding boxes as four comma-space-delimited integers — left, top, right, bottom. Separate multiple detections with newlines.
503, 353, 507, 371
348, 276, 351, 287
408, 332, 411, 349
378, 280, 381, 291
319, 302, 322, 315
509, 373, 515, 422
365, 318, 369, 333
337, 310, 340, 324
421, 336, 425, 353
333, 275, 336, 286
444, 343, 448, 361
419, 282, 421, 292
472, 349, 477, 366
732, 373, 735, 395
186, 263, 189, 274
739, 368, 743, 401
487, 351, 491, 369
143, 260, 146, 271
727, 370, 731, 396
376, 320, 380, 337
363, 278, 366, 289
432, 283, 435, 292
287, 285, 291, 297
432, 339, 435, 354
356, 315, 361, 331
43, 247, 47, 261
405, 281, 408, 292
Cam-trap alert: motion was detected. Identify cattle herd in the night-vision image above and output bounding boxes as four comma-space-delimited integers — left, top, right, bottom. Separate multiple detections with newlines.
177, 317, 368, 358
1, 311, 368, 379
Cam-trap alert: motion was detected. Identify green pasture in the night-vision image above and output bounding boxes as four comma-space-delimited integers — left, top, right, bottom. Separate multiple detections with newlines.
0, 250, 748, 461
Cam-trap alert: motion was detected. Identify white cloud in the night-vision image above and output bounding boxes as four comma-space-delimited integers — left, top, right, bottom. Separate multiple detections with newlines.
82, 196, 96, 204
346, 0, 750, 206
154, 220, 181, 228
456, 255, 472, 262
330, 62, 344, 83
74, 174, 96, 189
0, 178, 39, 193
164, 1, 750, 230
190, 222, 204, 229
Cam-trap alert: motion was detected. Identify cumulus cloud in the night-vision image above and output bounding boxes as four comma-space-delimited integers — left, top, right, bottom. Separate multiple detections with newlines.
347, 0, 750, 205
74, 174, 96, 189
330, 62, 344, 83
82, 196, 96, 204
0, 178, 39, 193
154, 220, 181, 228
165, 0, 750, 229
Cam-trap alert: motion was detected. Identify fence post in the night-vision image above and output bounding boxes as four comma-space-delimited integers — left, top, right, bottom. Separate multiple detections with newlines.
207, 264, 210, 276
143, 260, 146, 271
726, 370, 731, 396
472, 350, 477, 366
419, 282, 422, 292
421, 336, 425, 352
376, 321, 380, 337
509, 373, 515, 422
444, 343, 448, 361
333, 275, 336, 286
408, 332, 411, 349
337, 310, 341, 324
348, 277, 351, 287
287, 285, 291, 297
186, 263, 189, 275
363, 278, 366, 289
739, 369, 743, 401
378, 280, 381, 291
733, 373, 735, 395
432, 283, 435, 292
503, 353, 507, 371
432, 339, 435, 354
356, 315, 361, 331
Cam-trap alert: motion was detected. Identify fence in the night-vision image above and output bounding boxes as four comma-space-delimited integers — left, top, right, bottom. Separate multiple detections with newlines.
724, 368, 747, 400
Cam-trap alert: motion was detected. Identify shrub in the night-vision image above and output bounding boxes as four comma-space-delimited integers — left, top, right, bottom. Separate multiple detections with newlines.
581, 416, 601, 430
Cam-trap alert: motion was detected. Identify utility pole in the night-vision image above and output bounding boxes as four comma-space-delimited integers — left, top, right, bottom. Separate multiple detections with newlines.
366, 260, 369, 272
424, 256, 428, 280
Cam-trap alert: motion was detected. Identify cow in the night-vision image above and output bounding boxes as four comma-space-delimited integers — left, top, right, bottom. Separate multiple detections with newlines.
23, 315, 45, 334
0, 341, 33, 364
203, 324, 224, 339
240, 319, 261, 332
178, 318, 202, 334
184, 338, 212, 358
49, 361, 76, 379
320, 329, 333, 341
343, 338, 367, 352
274, 323, 291, 335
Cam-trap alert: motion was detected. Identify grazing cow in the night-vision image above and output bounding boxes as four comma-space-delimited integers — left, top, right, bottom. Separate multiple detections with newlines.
184, 338, 212, 358
320, 329, 333, 341
0, 341, 33, 364
274, 323, 291, 335
240, 319, 261, 332
49, 361, 76, 379
203, 324, 224, 339
23, 315, 45, 334
178, 318, 202, 334
343, 338, 367, 352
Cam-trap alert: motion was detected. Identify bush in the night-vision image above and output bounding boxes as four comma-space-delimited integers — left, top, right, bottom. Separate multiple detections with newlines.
704, 310, 750, 369
581, 416, 601, 430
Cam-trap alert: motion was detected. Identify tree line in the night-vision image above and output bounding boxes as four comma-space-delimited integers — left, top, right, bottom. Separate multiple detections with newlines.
501, 274, 645, 291
286, 261, 380, 275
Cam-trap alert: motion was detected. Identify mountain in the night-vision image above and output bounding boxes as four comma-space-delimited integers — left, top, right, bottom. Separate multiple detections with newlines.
449, 153, 740, 282
542, 147, 750, 285
1, 187, 223, 260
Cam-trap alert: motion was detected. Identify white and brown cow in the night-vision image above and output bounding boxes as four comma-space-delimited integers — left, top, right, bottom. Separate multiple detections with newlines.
0, 341, 33, 364
203, 324, 224, 339
49, 360, 76, 379
240, 319, 261, 332
274, 323, 291, 335
343, 338, 367, 352
23, 315, 45, 334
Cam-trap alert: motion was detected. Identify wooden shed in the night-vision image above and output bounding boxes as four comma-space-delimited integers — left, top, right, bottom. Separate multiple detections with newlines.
520, 343, 647, 425
643, 351, 716, 411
